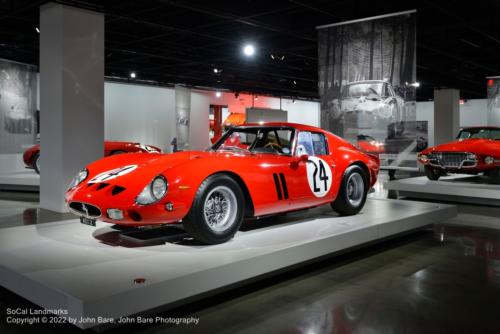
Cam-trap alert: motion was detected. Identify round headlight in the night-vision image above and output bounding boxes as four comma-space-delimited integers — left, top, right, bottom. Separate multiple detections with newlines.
152, 177, 167, 199
68, 168, 88, 190
136, 175, 168, 205
485, 156, 495, 165
418, 154, 428, 162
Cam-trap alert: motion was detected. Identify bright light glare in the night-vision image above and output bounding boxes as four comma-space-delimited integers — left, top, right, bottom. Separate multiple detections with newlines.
215, 91, 222, 98
130, 72, 136, 78
243, 44, 255, 56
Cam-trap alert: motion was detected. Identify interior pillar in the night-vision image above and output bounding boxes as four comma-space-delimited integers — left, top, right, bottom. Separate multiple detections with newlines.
433, 88, 460, 145
39, 3, 104, 212
174, 85, 191, 151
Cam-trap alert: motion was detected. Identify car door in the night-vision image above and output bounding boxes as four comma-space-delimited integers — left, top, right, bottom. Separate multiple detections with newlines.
285, 131, 337, 210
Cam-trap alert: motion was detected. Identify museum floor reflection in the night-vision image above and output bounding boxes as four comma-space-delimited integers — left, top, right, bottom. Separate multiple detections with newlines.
137, 223, 500, 334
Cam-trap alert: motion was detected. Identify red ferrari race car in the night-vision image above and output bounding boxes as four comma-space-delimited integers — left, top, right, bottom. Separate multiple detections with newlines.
417, 126, 500, 183
66, 123, 380, 244
23, 141, 161, 174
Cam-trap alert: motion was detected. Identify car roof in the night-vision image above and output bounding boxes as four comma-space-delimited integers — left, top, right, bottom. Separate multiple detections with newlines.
236, 122, 329, 133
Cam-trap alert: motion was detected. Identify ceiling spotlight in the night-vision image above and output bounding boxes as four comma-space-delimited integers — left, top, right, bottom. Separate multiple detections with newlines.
215, 91, 222, 98
130, 72, 136, 79
280, 55, 285, 61
293, 80, 297, 85
35, 27, 40, 33
213, 68, 219, 74
243, 44, 255, 57
270, 54, 275, 59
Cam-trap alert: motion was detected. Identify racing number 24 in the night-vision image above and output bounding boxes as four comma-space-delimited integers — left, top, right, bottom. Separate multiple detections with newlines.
309, 159, 329, 193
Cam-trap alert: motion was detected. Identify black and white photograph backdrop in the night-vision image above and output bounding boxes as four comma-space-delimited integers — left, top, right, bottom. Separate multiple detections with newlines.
318, 10, 417, 167
0, 58, 37, 154
487, 77, 500, 126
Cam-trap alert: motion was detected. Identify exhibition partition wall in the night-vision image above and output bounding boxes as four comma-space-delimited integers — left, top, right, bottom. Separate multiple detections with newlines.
0, 59, 37, 156
318, 10, 418, 168
487, 77, 500, 126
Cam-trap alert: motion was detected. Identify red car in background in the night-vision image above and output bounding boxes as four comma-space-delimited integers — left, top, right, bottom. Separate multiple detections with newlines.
356, 135, 385, 154
23, 141, 161, 174
417, 127, 500, 183
65, 122, 379, 244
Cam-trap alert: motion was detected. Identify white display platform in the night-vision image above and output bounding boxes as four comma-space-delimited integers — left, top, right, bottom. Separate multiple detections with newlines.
385, 175, 500, 206
0, 171, 39, 191
0, 199, 456, 329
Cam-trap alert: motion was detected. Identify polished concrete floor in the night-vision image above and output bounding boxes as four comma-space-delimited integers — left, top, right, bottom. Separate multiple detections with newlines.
1, 172, 500, 333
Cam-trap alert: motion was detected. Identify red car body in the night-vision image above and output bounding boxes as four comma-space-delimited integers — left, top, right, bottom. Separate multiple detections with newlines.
417, 127, 500, 182
23, 141, 161, 173
356, 135, 385, 154
66, 123, 379, 244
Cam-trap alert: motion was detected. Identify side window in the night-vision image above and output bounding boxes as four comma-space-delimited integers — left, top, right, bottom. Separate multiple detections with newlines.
311, 133, 328, 155
296, 132, 328, 156
296, 132, 314, 156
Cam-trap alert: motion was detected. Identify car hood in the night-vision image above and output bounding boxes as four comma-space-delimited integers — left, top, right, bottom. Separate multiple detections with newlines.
424, 139, 500, 156
82, 150, 249, 190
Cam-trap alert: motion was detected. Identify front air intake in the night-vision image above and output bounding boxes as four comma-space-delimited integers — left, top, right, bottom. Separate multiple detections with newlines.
69, 202, 101, 217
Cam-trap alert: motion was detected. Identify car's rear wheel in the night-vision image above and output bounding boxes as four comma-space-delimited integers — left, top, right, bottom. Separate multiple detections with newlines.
425, 165, 441, 181
183, 174, 244, 244
331, 165, 367, 216
33, 153, 40, 174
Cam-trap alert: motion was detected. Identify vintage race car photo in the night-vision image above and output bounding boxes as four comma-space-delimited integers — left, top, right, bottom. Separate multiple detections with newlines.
23, 141, 162, 174
66, 122, 380, 244
340, 80, 405, 129
417, 126, 500, 183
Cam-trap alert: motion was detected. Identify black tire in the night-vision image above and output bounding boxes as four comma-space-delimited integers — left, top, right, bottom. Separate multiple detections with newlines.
183, 174, 244, 244
33, 153, 40, 174
425, 165, 441, 181
110, 150, 126, 156
331, 165, 368, 216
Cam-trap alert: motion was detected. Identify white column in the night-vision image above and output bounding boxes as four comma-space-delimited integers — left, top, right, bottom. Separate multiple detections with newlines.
40, 3, 104, 212
174, 85, 191, 151
433, 89, 460, 145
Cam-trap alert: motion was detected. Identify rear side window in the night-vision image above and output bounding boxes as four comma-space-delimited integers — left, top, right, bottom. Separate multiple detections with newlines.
296, 131, 328, 156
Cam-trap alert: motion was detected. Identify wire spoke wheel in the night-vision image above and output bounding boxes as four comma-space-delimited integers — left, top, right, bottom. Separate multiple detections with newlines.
203, 185, 237, 232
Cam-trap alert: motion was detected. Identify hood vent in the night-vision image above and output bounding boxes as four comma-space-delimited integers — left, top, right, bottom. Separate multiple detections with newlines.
96, 183, 109, 191
112, 185, 126, 196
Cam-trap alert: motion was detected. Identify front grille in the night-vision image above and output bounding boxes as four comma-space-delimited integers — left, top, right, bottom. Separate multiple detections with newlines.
429, 152, 475, 168
69, 202, 101, 217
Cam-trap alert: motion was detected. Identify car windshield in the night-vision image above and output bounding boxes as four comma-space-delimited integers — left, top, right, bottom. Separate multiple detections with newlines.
342, 83, 383, 98
212, 127, 295, 155
457, 128, 500, 140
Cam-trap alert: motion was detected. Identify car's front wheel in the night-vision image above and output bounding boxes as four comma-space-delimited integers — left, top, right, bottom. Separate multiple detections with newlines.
425, 165, 441, 181
33, 153, 40, 174
183, 174, 244, 244
331, 165, 367, 216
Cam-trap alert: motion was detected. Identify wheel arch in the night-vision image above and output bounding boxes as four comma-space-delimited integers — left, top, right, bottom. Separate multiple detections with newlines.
207, 171, 255, 218
348, 161, 371, 190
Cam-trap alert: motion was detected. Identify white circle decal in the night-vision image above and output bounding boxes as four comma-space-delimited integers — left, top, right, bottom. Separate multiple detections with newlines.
306, 157, 333, 197
89, 165, 138, 183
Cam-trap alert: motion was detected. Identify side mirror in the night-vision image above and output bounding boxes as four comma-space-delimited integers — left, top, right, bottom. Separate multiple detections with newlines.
299, 154, 309, 163
291, 154, 309, 169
